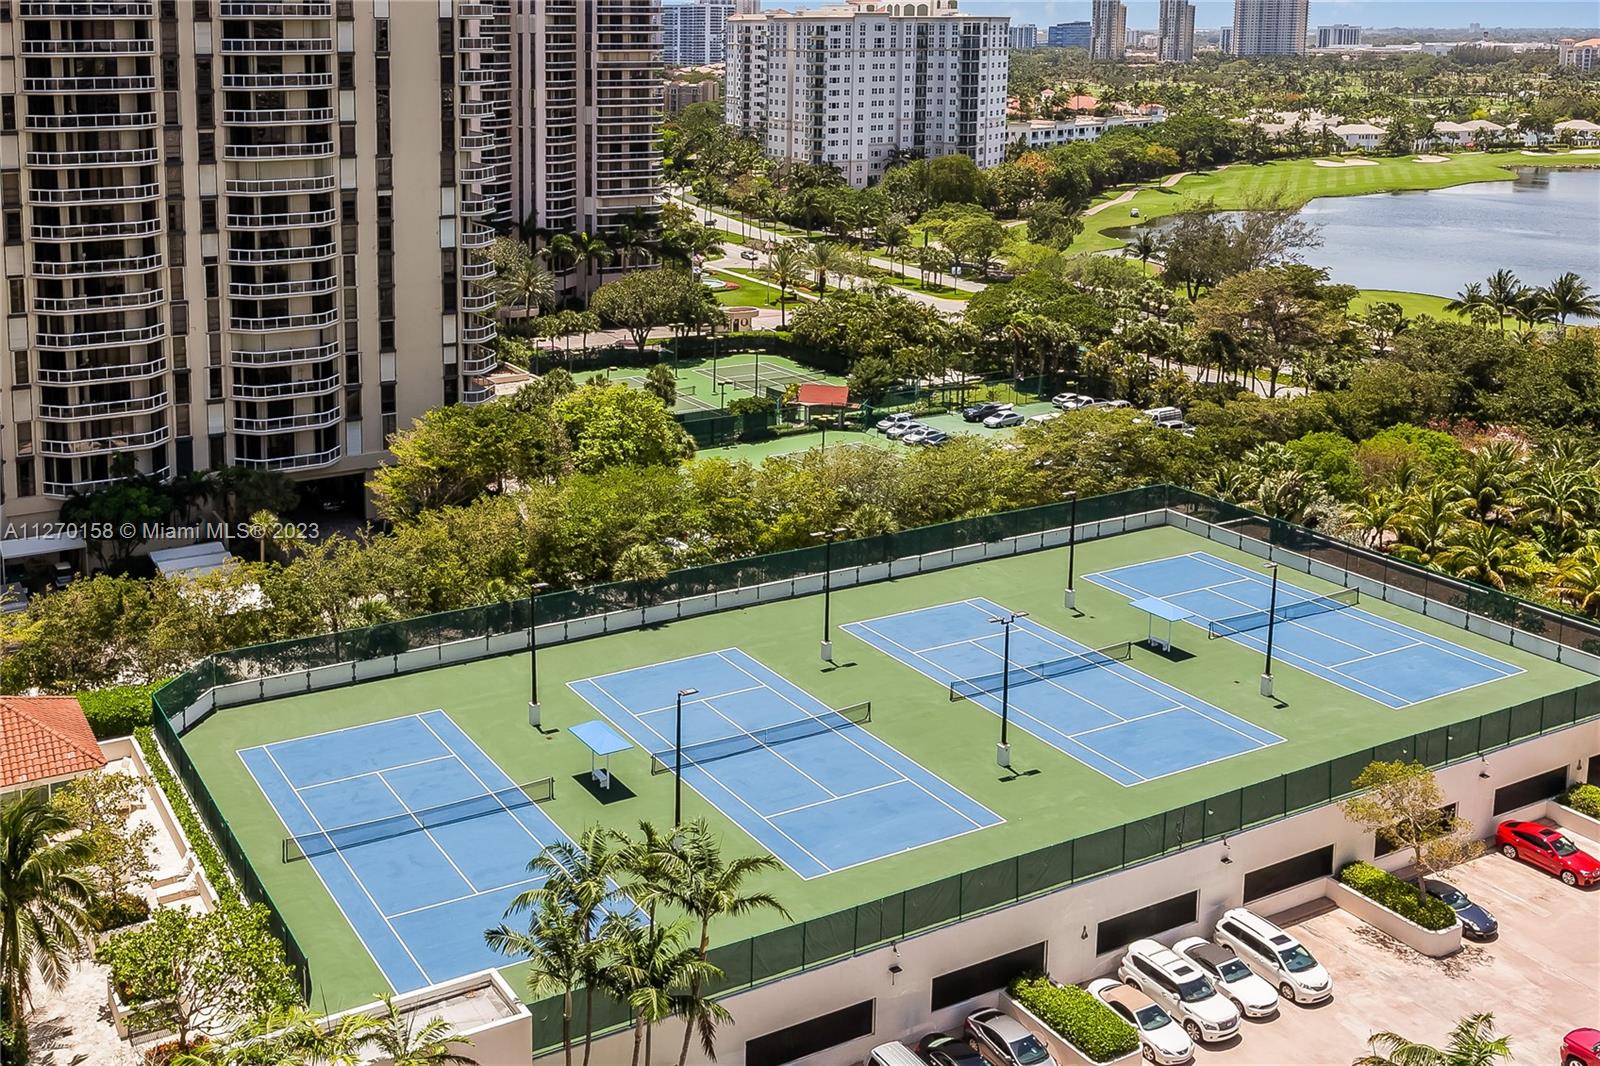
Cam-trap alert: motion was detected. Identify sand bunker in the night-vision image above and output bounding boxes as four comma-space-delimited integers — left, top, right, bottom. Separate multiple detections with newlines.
1571, 148, 1600, 155
1313, 158, 1380, 168
1414, 154, 1449, 163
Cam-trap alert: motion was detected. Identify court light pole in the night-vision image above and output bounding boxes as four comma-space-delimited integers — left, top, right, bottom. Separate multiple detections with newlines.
1260, 563, 1279, 698
527, 580, 550, 729
1063, 490, 1079, 611
989, 611, 1029, 769
811, 526, 848, 661
674, 687, 698, 826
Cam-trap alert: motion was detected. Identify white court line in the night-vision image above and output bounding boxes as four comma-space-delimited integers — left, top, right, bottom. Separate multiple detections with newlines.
370, 770, 480, 893
415, 714, 552, 853
631, 684, 766, 719
768, 779, 904, 819
384, 873, 548, 920
297, 754, 455, 797
241, 711, 451, 753
1328, 640, 1426, 670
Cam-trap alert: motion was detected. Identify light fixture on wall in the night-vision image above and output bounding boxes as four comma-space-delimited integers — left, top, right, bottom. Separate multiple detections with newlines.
1219, 834, 1233, 864
1478, 757, 1491, 780
888, 963, 903, 984
1080, 925, 1089, 941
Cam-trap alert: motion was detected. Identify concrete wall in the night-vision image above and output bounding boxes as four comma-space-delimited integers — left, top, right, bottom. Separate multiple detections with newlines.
547, 722, 1597, 1066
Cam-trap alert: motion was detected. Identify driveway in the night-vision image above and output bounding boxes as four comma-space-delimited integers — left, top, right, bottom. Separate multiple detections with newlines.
1204, 826, 1599, 1065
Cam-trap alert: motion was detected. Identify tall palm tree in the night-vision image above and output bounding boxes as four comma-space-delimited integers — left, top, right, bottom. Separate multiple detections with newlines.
601, 915, 721, 1066
569, 232, 614, 298
1443, 282, 1485, 318
495, 252, 556, 326
1344, 491, 1407, 549
768, 241, 805, 327
879, 215, 910, 274
1482, 269, 1523, 334
1436, 521, 1532, 590
364, 994, 477, 1066
1542, 271, 1600, 329
658, 820, 788, 1066
1125, 230, 1161, 270
544, 232, 578, 294
1510, 287, 1556, 339
0, 790, 98, 1064
1355, 1012, 1512, 1066
804, 240, 845, 296
485, 904, 590, 1066
1550, 546, 1600, 617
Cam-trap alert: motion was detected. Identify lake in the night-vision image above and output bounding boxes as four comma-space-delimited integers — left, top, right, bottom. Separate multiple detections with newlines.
1152, 166, 1600, 298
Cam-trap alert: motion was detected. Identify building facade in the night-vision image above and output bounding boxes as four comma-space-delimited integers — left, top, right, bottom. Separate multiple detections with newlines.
1558, 37, 1599, 72
1089, 0, 1125, 61
1218, 25, 1232, 53
662, 0, 734, 66
1007, 23, 1037, 49
1007, 111, 1163, 150
1157, 0, 1194, 62
1046, 21, 1089, 49
665, 77, 721, 113
724, 0, 1010, 189
509, 0, 663, 296
0, 0, 507, 537
1316, 23, 1361, 48
1231, 0, 1307, 56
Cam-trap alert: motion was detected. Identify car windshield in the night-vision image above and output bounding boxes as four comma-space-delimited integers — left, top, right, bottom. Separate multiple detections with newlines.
1217, 958, 1253, 983
1134, 1005, 1173, 1031
1010, 1034, 1051, 1065
1433, 886, 1467, 907
1278, 944, 1319, 973
1177, 976, 1216, 1003
1551, 836, 1579, 856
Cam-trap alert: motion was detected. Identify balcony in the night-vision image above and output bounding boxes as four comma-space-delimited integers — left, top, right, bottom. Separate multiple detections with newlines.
218, 1, 332, 15
21, 38, 154, 56
24, 110, 158, 131
223, 107, 336, 126
232, 407, 341, 434
36, 355, 165, 384
230, 308, 339, 333
460, 225, 494, 249
40, 424, 170, 456
31, 216, 161, 241
45, 465, 170, 498
226, 175, 339, 196
231, 370, 341, 399
230, 340, 340, 367
37, 390, 169, 421
22, 74, 157, 93
460, 349, 497, 376
234, 444, 341, 471
221, 37, 333, 54
222, 71, 335, 90
27, 146, 161, 168
458, 196, 492, 217
462, 382, 494, 405
32, 252, 163, 277
20, 1, 156, 15
36, 322, 166, 350
223, 140, 335, 160
33, 287, 163, 314
227, 242, 337, 265
460, 318, 496, 344
229, 276, 337, 299
226, 208, 338, 229
460, 257, 494, 281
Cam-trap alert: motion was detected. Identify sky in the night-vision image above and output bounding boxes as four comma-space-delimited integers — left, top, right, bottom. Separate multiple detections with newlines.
942, 2, 1600, 30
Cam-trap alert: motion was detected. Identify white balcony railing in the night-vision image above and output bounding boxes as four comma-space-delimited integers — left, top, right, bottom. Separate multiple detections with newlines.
230, 371, 341, 399
230, 341, 340, 367
39, 424, 169, 456
229, 276, 337, 299
29, 182, 160, 205
20, 38, 154, 56
32, 253, 163, 277
24, 110, 158, 131
36, 322, 166, 350
31, 217, 161, 242
226, 208, 338, 229
33, 287, 163, 314
229, 309, 339, 333
222, 107, 336, 126
37, 390, 169, 421
220, 37, 333, 54
231, 407, 341, 434
227, 242, 337, 265
233, 445, 341, 471
221, 71, 334, 90
222, 141, 335, 161
23, 74, 156, 93
36, 355, 166, 384
26, 146, 160, 168
45, 465, 170, 498
225, 174, 339, 196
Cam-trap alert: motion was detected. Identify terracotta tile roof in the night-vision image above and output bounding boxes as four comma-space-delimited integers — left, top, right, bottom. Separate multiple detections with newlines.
0, 696, 105, 790
796, 383, 851, 407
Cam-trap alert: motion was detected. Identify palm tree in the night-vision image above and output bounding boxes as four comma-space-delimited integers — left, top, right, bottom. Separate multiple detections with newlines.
1515, 460, 1599, 555
879, 215, 910, 274
0, 790, 98, 1064
544, 233, 579, 294
485, 904, 590, 1066
602, 916, 721, 1066
1510, 287, 1556, 339
658, 820, 788, 1066
1443, 282, 1486, 319
1436, 521, 1532, 590
570, 232, 614, 299
495, 251, 556, 326
364, 994, 477, 1066
1483, 269, 1523, 334
1355, 1012, 1512, 1066
768, 241, 805, 327
1550, 546, 1600, 617
1125, 230, 1161, 270
1542, 271, 1600, 329
804, 240, 845, 295
1344, 491, 1407, 549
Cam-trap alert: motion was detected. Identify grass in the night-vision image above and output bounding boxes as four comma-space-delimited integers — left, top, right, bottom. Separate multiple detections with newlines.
177, 524, 1586, 1009
707, 270, 788, 310
1354, 289, 1463, 320
1066, 151, 1600, 257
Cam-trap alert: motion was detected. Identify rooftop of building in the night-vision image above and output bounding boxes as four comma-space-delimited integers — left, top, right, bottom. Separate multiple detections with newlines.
0, 695, 105, 790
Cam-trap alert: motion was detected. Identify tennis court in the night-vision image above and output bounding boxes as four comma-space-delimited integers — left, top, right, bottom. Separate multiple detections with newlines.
1086, 551, 1523, 708
239, 710, 611, 993
609, 353, 836, 413
842, 599, 1283, 786
568, 648, 1002, 878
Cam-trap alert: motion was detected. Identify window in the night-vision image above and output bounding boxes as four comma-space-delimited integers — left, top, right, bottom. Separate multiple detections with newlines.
1589, 754, 1599, 787
931, 943, 1044, 1011
7, 278, 24, 316
1097, 891, 1196, 956
1243, 845, 1333, 902
1493, 767, 1568, 815
745, 1000, 873, 1066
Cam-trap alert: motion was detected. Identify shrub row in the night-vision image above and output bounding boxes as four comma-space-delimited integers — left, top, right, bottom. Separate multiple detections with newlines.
1563, 783, 1600, 820
1337, 862, 1455, 931
1008, 974, 1138, 1063
78, 682, 162, 739
133, 727, 237, 903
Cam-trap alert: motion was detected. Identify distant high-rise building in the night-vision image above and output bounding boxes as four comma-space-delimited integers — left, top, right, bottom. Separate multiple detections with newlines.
1231, 0, 1308, 57
1316, 23, 1362, 48
1048, 21, 1092, 48
665, 78, 723, 114
1558, 37, 1599, 72
1158, 0, 1196, 61
663, 0, 735, 66
1219, 26, 1233, 52
1009, 23, 1040, 48
1090, 1, 1126, 60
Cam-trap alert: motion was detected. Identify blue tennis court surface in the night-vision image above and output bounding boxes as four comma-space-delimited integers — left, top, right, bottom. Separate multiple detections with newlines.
569, 649, 1002, 879
842, 599, 1282, 786
241, 711, 616, 992
1086, 552, 1522, 708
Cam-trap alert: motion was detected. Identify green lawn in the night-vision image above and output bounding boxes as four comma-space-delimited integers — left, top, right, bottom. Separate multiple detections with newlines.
707, 270, 787, 310
178, 524, 1586, 1009
1067, 151, 1600, 257
1354, 289, 1462, 320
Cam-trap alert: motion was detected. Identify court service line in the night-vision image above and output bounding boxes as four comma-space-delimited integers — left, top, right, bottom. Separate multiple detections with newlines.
767, 779, 905, 819
384, 873, 548, 920
370, 770, 481, 893
415, 714, 550, 853
630, 684, 767, 717
297, 754, 456, 795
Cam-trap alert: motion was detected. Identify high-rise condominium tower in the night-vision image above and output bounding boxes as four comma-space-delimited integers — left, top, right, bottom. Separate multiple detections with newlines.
1158, 0, 1195, 62
1089, 0, 1125, 60
0, 0, 508, 531
1231, 0, 1308, 56
510, 0, 663, 297
724, 0, 1009, 190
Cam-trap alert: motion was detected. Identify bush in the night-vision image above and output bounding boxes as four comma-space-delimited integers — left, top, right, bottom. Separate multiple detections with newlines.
1337, 862, 1456, 931
727, 395, 775, 416
1563, 783, 1600, 819
90, 892, 151, 933
78, 682, 162, 739
1008, 974, 1137, 1063
134, 728, 236, 903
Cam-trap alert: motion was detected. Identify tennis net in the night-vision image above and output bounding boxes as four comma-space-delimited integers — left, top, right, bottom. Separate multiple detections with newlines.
282, 777, 555, 863
649, 702, 871, 774
1207, 588, 1360, 639
948, 641, 1134, 702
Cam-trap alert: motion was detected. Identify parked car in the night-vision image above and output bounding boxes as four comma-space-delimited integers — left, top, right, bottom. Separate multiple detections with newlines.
1172, 937, 1279, 1017
1423, 879, 1498, 939
1059, 395, 1098, 410
914, 1031, 986, 1066
1093, 399, 1132, 410
888, 421, 927, 441
740, 249, 760, 261
1213, 907, 1332, 1005
1084, 978, 1193, 1065
1142, 406, 1183, 423
920, 429, 950, 446
963, 1008, 1056, 1066
876, 412, 917, 434
1118, 939, 1240, 1043
1563, 1028, 1600, 1066
1026, 411, 1063, 426
1050, 392, 1083, 408
961, 401, 1011, 423
901, 426, 934, 445
984, 410, 1025, 429
1496, 820, 1600, 886
866, 1040, 926, 1066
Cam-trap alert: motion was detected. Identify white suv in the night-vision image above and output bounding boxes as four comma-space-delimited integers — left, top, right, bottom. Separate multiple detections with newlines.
1213, 908, 1332, 1005
1117, 939, 1240, 1043
1172, 937, 1279, 1017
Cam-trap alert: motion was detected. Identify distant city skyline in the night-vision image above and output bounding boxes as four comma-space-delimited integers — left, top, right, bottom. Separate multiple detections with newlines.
901, 2, 1598, 30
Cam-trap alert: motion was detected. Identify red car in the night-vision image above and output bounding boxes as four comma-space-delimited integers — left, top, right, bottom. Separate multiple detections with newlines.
1496, 821, 1600, 887
1563, 1028, 1600, 1066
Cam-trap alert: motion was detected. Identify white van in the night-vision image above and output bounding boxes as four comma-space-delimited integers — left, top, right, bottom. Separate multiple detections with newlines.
865, 1040, 925, 1066
1213, 908, 1332, 1005
1118, 939, 1240, 1043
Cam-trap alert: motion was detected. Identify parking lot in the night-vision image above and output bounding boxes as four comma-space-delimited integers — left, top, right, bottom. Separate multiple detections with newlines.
1204, 825, 1599, 1065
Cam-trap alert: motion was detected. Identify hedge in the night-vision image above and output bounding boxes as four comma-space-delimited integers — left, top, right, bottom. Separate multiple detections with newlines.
1008, 975, 1138, 1063
1337, 862, 1455, 931
133, 727, 237, 903
1563, 783, 1600, 820
78, 682, 162, 739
